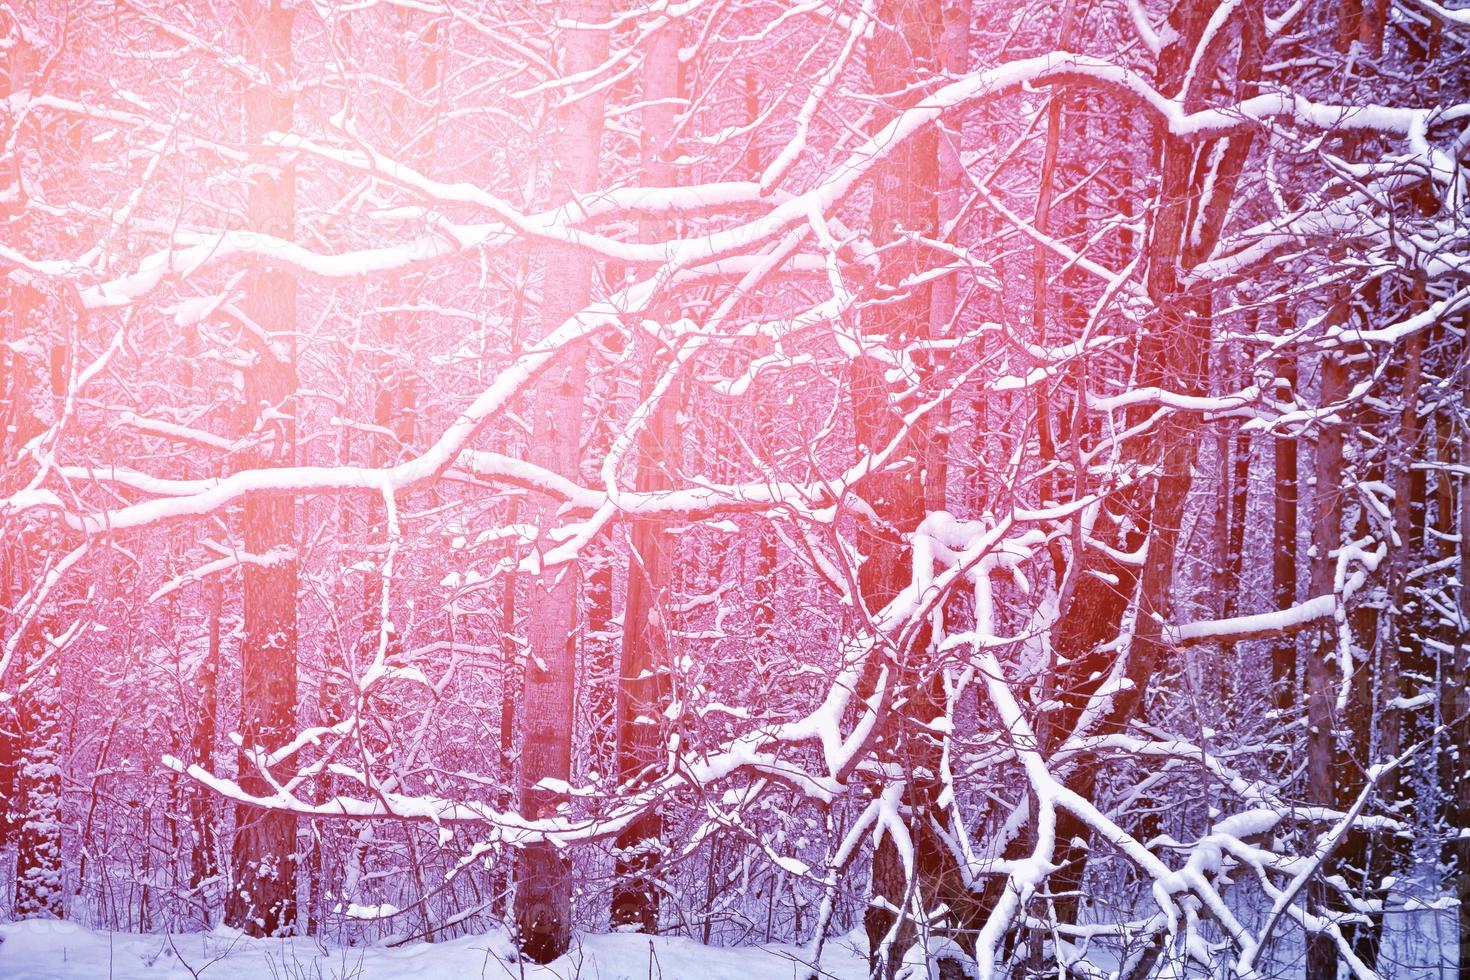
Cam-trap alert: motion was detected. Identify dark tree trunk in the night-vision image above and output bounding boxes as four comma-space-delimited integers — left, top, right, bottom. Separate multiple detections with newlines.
189, 578, 222, 893
609, 461, 673, 932
1221, 341, 1251, 624
225, 0, 299, 938
1031, 0, 1263, 950
1447, 315, 1470, 980
1346, 284, 1428, 970
1271, 316, 1300, 717
0, 39, 64, 911
743, 71, 779, 645
859, 3, 972, 977
495, 501, 520, 921
1305, 343, 1348, 979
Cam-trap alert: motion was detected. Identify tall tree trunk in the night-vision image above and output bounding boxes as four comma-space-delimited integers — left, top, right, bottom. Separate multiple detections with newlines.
189, 578, 222, 894
1030, 0, 1077, 542
494, 257, 532, 922
924, 0, 970, 520
1221, 344, 1250, 623
225, 0, 299, 938
929, 0, 969, 349
1448, 318, 1470, 980
514, 0, 609, 961
1271, 314, 1300, 717
1033, 0, 1262, 953
9, 612, 63, 919
1211, 335, 1251, 712
859, 2, 972, 977
1305, 342, 1348, 979
743, 70, 779, 643
608, 388, 677, 932
610, 16, 681, 934
1304, 2, 1388, 953
495, 502, 519, 921
0, 19, 62, 924
1351, 291, 1426, 969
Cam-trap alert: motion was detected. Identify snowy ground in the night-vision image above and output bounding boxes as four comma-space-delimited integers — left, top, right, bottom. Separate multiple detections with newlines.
0, 919, 872, 980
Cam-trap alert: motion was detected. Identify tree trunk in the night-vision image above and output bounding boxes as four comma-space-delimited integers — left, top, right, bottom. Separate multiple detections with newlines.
744, 70, 779, 644
189, 578, 222, 894
609, 412, 676, 932
610, 16, 681, 934
225, 0, 299, 938
0, 24, 63, 925
1030, 0, 1077, 540
1356, 321, 1425, 970
1271, 316, 1300, 717
514, 0, 609, 961
860, 2, 968, 976
9, 614, 63, 919
1034, 0, 1262, 948
1305, 343, 1348, 979
495, 503, 519, 921
1448, 315, 1470, 980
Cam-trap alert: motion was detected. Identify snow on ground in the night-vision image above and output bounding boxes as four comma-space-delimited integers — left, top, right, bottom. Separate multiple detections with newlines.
0, 919, 872, 980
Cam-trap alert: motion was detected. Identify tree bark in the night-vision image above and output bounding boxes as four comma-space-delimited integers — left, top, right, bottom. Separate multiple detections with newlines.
1033, 0, 1263, 947
1305, 343, 1348, 979
610, 15, 682, 934
514, 0, 609, 961
189, 578, 222, 893
1448, 312, 1470, 980
225, 0, 299, 938
859, 2, 969, 976
1271, 314, 1300, 717
9, 613, 63, 919
0, 22, 63, 925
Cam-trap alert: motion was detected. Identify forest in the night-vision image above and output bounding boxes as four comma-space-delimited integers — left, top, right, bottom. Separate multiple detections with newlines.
0, 0, 1468, 977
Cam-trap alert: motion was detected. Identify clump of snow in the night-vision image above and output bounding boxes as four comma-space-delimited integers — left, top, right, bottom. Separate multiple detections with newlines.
337, 902, 401, 920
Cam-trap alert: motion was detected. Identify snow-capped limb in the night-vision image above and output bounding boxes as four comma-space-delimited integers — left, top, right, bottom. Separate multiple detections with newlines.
1325, 285, 1470, 347
147, 546, 296, 603
1332, 536, 1387, 710
1164, 594, 1336, 645
1166, 527, 1380, 661
1405, 0, 1470, 27
1086, 383, 1265, 418
968, 651, 1063, 979
0, 543, 88, 695
756, 0, 873, 192
1125, 0, 1163, 55
2, 296, 623, 530
12, 333, 967, 549
114, 411, 245, 452
805, 795, 886, 972
92, 228, 476, 310
9, 52, 1455, 318
358, 480, 401, 698
1195, 168, 1469, 285
164, 715, 849, 842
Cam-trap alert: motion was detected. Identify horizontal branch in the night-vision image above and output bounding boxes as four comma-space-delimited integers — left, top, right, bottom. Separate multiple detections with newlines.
1165, 595, 1335, 646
